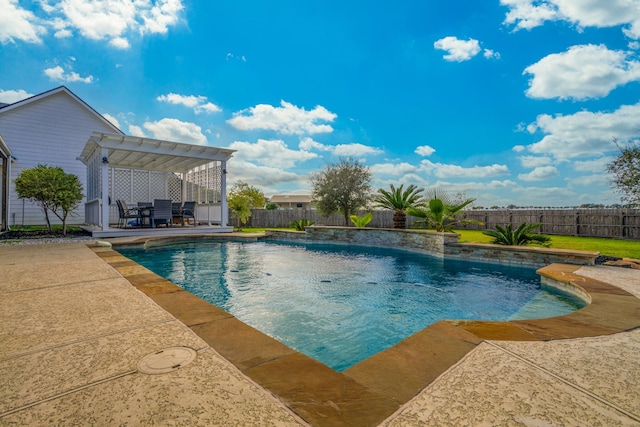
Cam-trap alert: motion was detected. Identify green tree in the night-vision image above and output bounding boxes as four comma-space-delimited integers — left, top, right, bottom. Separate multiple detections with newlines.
483, 223, 551, 247
265, 202, 279, 210
607, 139, 640, 204
14, 164, 83, 235
310, 158, 372, 225
407, 188, 480, 232
227, 182, 265, 227
374, 184, 424, 229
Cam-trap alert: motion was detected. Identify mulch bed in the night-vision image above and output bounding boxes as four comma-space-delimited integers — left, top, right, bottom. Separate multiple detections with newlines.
0, 229, 92, 240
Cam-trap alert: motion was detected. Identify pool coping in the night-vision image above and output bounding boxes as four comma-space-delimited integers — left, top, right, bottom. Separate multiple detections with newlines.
93, 238, 640, 427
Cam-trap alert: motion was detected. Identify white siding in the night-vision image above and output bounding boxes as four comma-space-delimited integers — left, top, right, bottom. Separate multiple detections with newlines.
0, 91, 119, 226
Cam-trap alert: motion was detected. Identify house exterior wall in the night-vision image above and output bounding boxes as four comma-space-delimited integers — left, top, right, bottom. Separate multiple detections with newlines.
0, 90, 120, 226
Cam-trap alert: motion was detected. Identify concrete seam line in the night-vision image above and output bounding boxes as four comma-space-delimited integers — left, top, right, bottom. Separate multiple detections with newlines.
0, 370, 137, 419
0, 319, 176, 362
487, 341, 640, 423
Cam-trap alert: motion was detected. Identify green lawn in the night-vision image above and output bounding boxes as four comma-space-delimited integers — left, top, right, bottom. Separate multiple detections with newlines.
455, 229, 640, 259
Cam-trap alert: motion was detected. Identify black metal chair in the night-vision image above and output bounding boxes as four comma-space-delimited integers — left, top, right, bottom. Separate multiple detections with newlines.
116, 200, 142, 228
177, 201, 196, 226
152, 199, 173, 227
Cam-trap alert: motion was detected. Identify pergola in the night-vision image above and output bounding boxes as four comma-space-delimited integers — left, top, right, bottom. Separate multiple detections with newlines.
79, 132, 236, 233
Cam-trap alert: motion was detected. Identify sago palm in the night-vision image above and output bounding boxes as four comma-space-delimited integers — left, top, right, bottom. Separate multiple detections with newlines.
483, 222, 551, 247
373, 184, 424, 228
406, 188, 479, 232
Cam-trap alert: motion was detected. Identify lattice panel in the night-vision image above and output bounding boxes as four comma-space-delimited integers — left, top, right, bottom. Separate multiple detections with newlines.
113, 169, 131, 202
86, 151, 101, 201
168, 174, 182, 202
132, 170, 150, 203
184, 162, 223, 203
149, 171, 167, 201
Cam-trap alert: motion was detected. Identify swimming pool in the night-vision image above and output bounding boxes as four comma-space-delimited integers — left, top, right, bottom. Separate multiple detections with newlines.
118, 240, 586, 371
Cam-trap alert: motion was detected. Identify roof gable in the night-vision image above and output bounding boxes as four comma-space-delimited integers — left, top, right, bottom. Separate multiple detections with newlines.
0, 86, 123, 135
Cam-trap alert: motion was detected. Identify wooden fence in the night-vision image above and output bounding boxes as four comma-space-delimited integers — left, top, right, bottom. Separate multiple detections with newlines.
236, 208, 640, 239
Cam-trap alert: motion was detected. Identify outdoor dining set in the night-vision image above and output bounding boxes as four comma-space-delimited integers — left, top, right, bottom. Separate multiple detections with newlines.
115, 199, 196, 228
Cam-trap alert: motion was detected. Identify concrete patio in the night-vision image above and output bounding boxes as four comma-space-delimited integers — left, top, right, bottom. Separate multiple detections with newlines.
1, 240, 639, 426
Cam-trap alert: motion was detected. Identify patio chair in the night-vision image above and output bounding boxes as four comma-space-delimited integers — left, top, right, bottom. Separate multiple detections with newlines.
153, 199, 173, 227
172, 202, 182, 225
116, 200, 142, 228
177, 201, 196, 226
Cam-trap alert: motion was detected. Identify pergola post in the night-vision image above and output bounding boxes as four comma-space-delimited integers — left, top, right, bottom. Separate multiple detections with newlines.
0, 135, 11, 232
101, 147, 110, 231
221, 161, 228, 227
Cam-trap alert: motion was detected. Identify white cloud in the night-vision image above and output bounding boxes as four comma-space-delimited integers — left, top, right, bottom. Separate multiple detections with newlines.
524, 44, 640, 100
299, 137, 332, 152
129, 125, 145, 137
501, 0, 640, 39
512, 145, 526, 152
226, 161, 306, 189
143, 118, 207, 144
0, 88, 32, 103
518, 155, 552, 168
518, 165, 559, 181
526, 102, 640, 160
370, 162, 421, 176
109, 37, 130, 49
333, 143, 382, 157
421, 160, 510, 179
415, 145, 436, 156
434, 36, 481, 62
157, 92, 222, 114
195, 102, 222, 114
140, 0, 184, 35
226, 53, 247, 62
228, 139, 317, 168
573, 157, 614, 173
101, 113, 121, 129
483, 49, 501, 59
298, 137, 381, 157
0, 0, 45, 44
228, 100, 336, 135
43, 65, 93, 83
567, 173, 608, 188
15, 0, 185, 48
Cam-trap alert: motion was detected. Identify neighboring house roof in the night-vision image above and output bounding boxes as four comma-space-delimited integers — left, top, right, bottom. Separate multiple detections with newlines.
0, 86, 124, 135
270, 195, 313, 204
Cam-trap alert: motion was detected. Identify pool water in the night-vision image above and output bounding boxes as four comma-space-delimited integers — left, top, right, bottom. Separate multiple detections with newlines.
118, 240, 586, 371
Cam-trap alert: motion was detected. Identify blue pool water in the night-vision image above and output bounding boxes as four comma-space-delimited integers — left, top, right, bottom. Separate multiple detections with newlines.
118, 240, 585, 371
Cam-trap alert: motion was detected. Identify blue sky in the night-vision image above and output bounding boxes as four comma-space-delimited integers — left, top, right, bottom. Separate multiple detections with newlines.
1, 0, 640, 207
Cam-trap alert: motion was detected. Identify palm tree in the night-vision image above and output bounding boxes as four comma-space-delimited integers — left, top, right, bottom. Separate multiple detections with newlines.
407, 188, 480, 232
483, 223, 551, 247
374, 184, 424, 228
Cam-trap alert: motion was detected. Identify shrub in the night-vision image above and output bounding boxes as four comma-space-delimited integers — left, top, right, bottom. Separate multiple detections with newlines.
290, 219, 315, 231
482, 222, 551, 247
350, 212, 373, 228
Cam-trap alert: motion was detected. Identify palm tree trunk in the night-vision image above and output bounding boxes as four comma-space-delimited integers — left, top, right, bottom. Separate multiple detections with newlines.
393, 210, 406, 229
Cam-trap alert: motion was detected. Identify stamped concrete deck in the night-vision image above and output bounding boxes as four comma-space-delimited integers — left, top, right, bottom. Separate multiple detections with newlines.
1, 240, 640, 426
